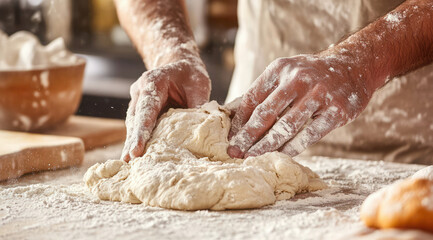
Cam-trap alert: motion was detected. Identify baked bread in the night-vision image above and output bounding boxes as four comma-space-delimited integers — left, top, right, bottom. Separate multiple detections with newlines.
360, 166, 433, 233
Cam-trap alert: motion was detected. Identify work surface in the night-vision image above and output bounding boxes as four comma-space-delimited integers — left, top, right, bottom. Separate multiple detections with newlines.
1, 144, 431, 240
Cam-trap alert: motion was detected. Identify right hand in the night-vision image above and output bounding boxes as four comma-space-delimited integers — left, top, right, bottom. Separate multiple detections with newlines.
121, 59, 211, 162
227, 54, 375, 159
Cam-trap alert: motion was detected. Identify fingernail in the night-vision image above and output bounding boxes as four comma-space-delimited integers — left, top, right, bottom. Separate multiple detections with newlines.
122, 154, 131, 163
121, 151, 127, 160
131, 134, 145, 155
227, 145, 244, 158
130, 146, 141, 158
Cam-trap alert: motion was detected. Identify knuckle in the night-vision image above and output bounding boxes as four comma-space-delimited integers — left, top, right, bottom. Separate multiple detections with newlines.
296, 68, 309, 76
130, 82, 139, 97
304, 99, 320, 112
329, 99, 359, 121
312, 83, 329, 95
275, 119, 296, 137
241, 92, 258, 110
320, 107, 345, 128
139, 80, 162, 97
273, 57, 289, 66
328, 99, 347, 115
254, 104, 276, 122
254, 113, 272, 125
152, 75, 166, 86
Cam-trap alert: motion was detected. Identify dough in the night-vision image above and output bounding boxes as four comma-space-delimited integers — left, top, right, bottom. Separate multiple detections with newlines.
360, 166, 433, 233
84, 101, 327, 210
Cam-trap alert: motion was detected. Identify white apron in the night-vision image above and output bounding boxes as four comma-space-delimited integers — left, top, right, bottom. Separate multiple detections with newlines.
228, 0, 433, 164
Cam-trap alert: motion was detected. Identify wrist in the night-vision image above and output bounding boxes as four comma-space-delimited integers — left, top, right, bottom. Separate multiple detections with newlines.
146, 39, 202, 69
319, 45, 388, 96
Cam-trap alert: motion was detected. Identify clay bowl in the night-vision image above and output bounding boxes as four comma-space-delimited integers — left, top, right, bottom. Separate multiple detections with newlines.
0, 60, 86, 132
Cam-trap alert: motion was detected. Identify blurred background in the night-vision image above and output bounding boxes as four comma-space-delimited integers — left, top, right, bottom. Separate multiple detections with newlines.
0, 0, 238, 119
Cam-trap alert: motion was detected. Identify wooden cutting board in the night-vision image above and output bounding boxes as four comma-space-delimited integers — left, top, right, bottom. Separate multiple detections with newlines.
0, 131, 85, 181
0, 116, 126, 181
43, 116, 126, 150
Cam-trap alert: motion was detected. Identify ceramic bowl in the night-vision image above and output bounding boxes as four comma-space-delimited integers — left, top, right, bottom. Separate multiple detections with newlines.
0, 60, 86, 131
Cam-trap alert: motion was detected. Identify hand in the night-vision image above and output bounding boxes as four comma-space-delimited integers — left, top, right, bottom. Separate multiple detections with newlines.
227, 54, 375, 158
122, 59, 211, 162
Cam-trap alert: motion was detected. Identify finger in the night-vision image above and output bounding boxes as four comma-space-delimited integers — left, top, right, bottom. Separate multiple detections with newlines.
129, 80, 168, 159
227, 67, 283, 158
121, 84, 139, 162
280, 107, 340, 157
244, 97, 319, 158
229, 63, 282, 139
228, 87, 296, 158
121, 112, 134, 162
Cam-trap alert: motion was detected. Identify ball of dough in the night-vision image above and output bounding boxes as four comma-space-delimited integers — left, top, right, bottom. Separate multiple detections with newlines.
84, 101, 327, 210
360, 166, 433, 233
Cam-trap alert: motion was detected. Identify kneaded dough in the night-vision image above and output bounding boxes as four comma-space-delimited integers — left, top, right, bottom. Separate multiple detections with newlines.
84, 101, 327, 210
361, 166, 433, 233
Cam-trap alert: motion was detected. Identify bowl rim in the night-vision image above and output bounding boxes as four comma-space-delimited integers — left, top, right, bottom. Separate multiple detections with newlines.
0, 56, 86, 73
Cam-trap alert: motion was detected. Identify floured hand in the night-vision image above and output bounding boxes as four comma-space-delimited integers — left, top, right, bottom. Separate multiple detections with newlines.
228, 0, 433, 158
228, 54, 374, 158
114, 0, 211, 162
122, 59, 211, 162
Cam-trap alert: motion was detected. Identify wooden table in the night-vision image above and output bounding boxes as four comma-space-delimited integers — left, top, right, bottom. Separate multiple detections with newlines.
0, 144, 431, 240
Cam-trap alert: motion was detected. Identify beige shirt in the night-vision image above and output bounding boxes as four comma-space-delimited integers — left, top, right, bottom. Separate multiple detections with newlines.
228, 0, 433, 164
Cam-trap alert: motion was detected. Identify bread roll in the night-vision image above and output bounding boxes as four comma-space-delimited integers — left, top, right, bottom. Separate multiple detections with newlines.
360, 166, 433, 233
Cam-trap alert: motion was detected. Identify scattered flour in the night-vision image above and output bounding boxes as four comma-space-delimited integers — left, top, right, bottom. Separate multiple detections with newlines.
0, 143, 425, 240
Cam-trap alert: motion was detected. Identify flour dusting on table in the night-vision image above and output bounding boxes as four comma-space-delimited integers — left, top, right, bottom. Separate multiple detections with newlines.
0, 143, 426, 240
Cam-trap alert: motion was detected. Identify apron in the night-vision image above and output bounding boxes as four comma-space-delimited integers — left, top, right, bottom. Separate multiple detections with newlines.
228, 0, 433, 164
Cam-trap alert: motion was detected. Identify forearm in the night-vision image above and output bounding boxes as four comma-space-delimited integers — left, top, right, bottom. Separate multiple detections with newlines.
322, 0, 433, 94
114, 0, 201, 69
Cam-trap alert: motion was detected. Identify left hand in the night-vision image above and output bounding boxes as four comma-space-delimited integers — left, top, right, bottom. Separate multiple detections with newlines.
227, 54, 374, 158
121, 59, 211, 162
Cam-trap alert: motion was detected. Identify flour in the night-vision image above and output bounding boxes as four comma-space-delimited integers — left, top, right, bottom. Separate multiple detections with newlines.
0, 30, 83, 71
129, 5, 202, 71
1, 141, 427, 240
1, 143, 425, 240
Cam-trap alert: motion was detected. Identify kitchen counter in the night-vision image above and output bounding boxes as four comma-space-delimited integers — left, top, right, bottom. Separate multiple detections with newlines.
0, 144, 431, 240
